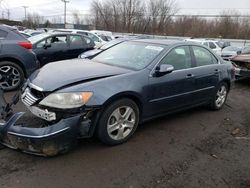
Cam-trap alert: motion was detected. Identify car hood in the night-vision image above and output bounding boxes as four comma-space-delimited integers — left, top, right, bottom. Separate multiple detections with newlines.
29, 59, 132, 91
231, 54, 250, 63
221, 51, 236, 56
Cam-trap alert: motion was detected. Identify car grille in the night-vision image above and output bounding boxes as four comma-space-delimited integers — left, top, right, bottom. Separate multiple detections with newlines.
21, 87, 39, 106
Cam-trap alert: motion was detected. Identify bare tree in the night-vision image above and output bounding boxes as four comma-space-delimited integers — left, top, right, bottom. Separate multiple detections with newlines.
51, 16, 63, 24
23, 13, 44, 29
147, 0, 178, 34
89, 1, 250, 39
72, 11, 85, 25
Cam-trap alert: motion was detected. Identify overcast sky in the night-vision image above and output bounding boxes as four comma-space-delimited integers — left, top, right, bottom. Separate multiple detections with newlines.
1, 0, 250, 22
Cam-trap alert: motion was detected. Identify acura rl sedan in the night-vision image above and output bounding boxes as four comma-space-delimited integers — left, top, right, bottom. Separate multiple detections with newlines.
0, 39, 234, 156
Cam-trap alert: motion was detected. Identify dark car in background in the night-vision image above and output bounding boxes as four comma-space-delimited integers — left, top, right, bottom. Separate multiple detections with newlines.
79, 38, 128, 59
0, 40, 234, 156
29, 33, 95, 66
0, 25, 39, 91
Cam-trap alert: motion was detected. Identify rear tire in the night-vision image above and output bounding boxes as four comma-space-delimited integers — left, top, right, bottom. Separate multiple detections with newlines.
209, 82, 229, 110
96, 98, 139, 145
0, 61, 24, 91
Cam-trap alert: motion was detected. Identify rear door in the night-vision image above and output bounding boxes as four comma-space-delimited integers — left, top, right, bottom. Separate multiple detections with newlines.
68, 35, 87, 58
190, 45, 221, 102
147, 45, 196, 116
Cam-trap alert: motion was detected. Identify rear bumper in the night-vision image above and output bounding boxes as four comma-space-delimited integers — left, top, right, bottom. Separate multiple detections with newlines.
0, 113, 89, 156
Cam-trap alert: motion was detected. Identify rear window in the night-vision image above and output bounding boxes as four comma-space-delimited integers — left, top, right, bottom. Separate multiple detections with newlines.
0, 29, 8, 38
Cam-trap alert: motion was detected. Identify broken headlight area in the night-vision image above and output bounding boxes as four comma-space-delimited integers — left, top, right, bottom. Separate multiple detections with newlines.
0, 111, 95, 156
0, 89, 98, 157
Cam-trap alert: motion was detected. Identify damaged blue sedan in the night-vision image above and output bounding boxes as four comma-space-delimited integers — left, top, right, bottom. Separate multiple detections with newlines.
0, 39, 234, 156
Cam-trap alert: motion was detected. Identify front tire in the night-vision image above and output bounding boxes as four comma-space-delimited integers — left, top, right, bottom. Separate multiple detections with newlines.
210, 82, 229, 110
0, 61, 24, 91
96, 98, 139, 145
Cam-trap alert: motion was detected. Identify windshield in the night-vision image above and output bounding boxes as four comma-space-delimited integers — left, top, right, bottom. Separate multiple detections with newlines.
242, 46, 250, 54
93, 41, 164, 70
28, 33, 50, 44
100, 40, 123, 50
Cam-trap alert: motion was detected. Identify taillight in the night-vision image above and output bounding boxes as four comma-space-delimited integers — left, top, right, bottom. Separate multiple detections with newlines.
18, 41, 32, 49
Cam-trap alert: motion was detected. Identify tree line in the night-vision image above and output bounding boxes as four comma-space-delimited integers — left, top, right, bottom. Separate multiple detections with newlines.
88, 0, 250, 39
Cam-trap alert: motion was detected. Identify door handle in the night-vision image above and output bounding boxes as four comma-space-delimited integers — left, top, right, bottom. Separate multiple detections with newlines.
214, 69, 221, 74
186, 74, 195, 78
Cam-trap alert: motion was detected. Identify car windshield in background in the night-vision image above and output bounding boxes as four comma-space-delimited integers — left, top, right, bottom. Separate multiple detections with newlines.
241, 46, 250, 54
99, 40, 123, 50
28, 33, 50, 44
93, 42, 164, 70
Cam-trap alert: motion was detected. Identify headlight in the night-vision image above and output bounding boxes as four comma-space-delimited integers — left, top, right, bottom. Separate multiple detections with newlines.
39, 92, 93, 109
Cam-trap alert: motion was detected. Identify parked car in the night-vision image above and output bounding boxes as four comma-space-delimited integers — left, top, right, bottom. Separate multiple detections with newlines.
91, 30, 114, 41
19, 31, 32, 38
24, 29, 45, 36
28, 33, 95, 66
231, 46, 250, 78
185, 39, 223, 56
52, 29, 107, 48
99, 34, 113, 42
0, 39, 234, 156
79, 38, 128, 59
221, 46, 242, 61
0, 25, 39, 91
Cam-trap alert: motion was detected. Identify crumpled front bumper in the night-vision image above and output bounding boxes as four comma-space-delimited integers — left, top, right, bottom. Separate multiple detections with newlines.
0, 112, 84, 156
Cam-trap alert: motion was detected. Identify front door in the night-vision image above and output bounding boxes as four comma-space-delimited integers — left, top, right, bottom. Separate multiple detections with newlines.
146, 45, 196, 117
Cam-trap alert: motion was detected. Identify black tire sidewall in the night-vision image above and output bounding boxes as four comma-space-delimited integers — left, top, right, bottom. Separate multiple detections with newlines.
96, 98, 140, 145
0, 61, 24, 91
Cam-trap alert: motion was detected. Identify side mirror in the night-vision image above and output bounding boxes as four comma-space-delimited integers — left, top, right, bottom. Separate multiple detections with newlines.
43, 43, 51, 49
237, 50, 241, 55
154, 64, 174, 77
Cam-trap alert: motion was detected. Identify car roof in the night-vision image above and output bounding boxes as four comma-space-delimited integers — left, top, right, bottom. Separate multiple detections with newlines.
52, 29, 89, 32
129, 39, 185, 46
185, 39, 219, 43
42, 32, 86, 37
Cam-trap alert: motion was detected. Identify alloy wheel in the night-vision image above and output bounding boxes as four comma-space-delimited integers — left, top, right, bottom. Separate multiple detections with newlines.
107, 106, 136, 141
215, 85, 227, 108
0, 65, 21, 90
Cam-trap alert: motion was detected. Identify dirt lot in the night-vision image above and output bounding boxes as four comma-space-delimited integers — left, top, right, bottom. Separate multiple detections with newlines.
0, 79, 250, 188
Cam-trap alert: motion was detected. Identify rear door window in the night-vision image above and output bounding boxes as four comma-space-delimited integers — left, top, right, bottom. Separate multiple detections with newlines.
82, 36, 92, 45
192, 46, 218, 66
161, 46, 192, 71
69, 35, 84, 47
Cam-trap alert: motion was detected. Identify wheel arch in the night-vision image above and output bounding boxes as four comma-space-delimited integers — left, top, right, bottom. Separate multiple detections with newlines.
221, 78, 231, 91
0, 57, 27, 77
102, 91, 144, 118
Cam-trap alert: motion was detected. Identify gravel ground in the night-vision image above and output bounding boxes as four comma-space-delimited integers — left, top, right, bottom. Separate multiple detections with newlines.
0, 78, 250, 188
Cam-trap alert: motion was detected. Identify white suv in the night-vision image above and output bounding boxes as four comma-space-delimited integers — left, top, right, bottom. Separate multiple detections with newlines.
185, 39, 223, 56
